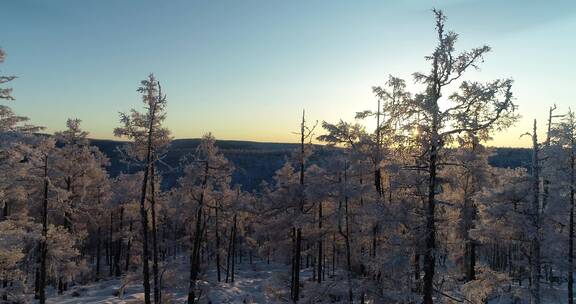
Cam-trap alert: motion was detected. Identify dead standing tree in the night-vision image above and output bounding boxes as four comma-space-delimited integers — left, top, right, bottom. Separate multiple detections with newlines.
290, 110, 316, 303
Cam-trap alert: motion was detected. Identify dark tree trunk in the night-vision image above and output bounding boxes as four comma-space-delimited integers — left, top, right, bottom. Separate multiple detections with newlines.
225, 223, 234, 283
38, 154, 49, 304
292, 228, 302, 302
215, 202, 221, 282
343, 166, 353, 303
569, 136, 575, 304
332, 233, 336, 276
150, 163, 160, 304
291, 110, 307, 302
530, 120, 541, 304
114, 206, 124, 277
290, 227, 295, 295
126, 220, 133, 272
187, 202, 204, 304
58, 277, 64, 295
375, 98, 383, 197
231, 214, 237, 283
317, 201, 322, 284
187, 204, 203, 304
345, 227, 352, 302
162, 213, 168, 261
2, 201, 8, 219
466, 242, 476, 281
64, 177, 73, 232
414, 253, 420, 290
422, 120, 438, 304
105, 236, 110, 267
139, 142, 152, 304
372, 224, 378, 258
1, 280, 7, 301
34, 265, 40, 299
96, 227, 101, 281
109, 211, 114, 277
187, 161, 209, 304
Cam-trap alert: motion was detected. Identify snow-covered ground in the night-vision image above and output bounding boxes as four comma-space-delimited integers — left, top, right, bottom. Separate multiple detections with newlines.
46, 279, 146, 304
46, 258, 290, 304
201, 261, 289, 303
43, 258, 574, 303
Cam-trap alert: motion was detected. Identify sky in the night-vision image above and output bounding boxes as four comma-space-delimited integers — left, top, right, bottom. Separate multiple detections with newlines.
1, 0, 575, 147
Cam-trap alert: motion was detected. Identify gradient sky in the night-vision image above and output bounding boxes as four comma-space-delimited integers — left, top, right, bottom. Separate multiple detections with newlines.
1, 0, 575, 147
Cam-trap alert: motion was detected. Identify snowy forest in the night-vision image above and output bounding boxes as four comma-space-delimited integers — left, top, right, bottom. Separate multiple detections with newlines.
1, 9, 575, 304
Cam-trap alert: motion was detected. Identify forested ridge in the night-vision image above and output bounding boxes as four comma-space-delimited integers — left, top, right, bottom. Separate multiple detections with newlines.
1, 10, 575, 304
88, 138, 531, 192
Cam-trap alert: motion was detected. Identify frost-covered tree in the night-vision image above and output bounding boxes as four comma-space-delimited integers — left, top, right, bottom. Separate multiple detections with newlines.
115, 73, 170, 304
21, 137, 66, 304
0, 48, 39, 135
358, 75, 411, 199
0, 47, 47, 302
176, 133, 232, 304
440, 136, 493, 282
53, 119, 109, 272
550, 109, 576, 304
372, 10, 517, 303
472, 166, 531, 301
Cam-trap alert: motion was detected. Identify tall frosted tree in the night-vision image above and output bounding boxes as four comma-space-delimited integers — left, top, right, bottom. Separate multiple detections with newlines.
550, 109, 576, 304
114, 74, 170, 304
27, 138, 59, 304
374, 10, 517, 303
0, 47, 45, 302
1, 46, 41, 221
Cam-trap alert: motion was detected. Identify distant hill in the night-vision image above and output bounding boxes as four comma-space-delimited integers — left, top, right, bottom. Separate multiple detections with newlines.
90, 138, 337, 191
89, 138, 532, 192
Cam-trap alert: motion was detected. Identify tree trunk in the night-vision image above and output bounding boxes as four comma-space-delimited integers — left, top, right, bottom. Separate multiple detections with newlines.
138, 145, 152, 304
530, 120, 541, 304
317, 200, 322, 284
375, 98, 383, 197
231, 214, 237, 283
150, 163, 160, 304
162, 213, 168, 261
215, 202, 221, 282
64, 177, 73, 232
38, 154, 49, 304
422, 118, 438, 304
225, 223, 234, 283
96, 227, 101, 281
126, 220, 132, 272
2, 201, 8, 219
414, 252, 420, 291
187, 161, 209, 304
290, 227, 295, 297
569, 135, 575, 304
291, 110, 307, 302
114, 206, 124, 277
371, 224, 377, 258
187, 204, 203, 304
337, 162, 353, 303
109, 210, 114, 277
345, 198, 353, 303
293, 228, 302, 302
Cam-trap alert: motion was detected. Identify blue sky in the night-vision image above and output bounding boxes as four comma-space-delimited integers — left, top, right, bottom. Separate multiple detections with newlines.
1, 0, 575, 146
